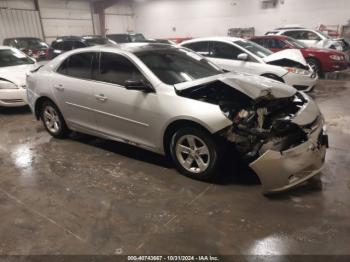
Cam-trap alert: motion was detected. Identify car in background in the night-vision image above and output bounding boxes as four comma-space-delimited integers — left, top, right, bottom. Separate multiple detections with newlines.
251, 35, 348, 77
26, 44, 328, 194
152, 39, 176, 45
48, 35, 112, 59
180, 37, 318, 92
168, 37, 193, 44
265, 27, 350, 53
0, 46, 36, 107
3, 37, 49, 61
106, 33, 150, 44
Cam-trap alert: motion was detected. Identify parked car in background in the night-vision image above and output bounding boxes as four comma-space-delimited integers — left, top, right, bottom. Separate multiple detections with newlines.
48, 35, 111, 59
3, 37, 49, 61
181, 37, 318, 92
0, 46, 36, 107
169, 37, 193, 44
106, 33, 150, 43
152, 39, 176, 45
265, 27, 350, 53
26, 43, 328, 194
251, 35, 348, 77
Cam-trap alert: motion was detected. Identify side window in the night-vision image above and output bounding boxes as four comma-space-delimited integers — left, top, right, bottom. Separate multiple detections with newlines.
57, 52, 94, 79
252, 38, 265, 47
62, 41, 74, 51
275, 39, 287, 48
210, 41, 243, 60
283, 31, 301, 39
183, 42, 210, 56
266, 39, 275, 48
304, 31, 321, 41
95, 52, 145, 86
74, 41, 86, 49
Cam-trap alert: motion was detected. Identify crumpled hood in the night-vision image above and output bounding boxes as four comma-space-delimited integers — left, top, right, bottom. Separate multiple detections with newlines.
263, 49, 308, 66
174, 72, 297, 100
0, 64, 36, 87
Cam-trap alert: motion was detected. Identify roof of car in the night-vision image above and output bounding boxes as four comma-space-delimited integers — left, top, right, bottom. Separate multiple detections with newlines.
4, 37, 41, 40
181, 36, 243, 44
0, 45, 14, 50
119, 43, 180, 53
252, 35, 289, 40
275, 27, 305, 30
55, 36, 84, 41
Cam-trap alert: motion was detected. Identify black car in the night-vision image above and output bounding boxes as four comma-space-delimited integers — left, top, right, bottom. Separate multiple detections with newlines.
48, 35, 111, 59
106, 33, 150, 44
3, 37, 49, 61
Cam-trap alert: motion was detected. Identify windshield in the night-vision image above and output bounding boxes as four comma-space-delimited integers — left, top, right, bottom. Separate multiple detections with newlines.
135, 48, 223, 85
285, 37, 308, 48
0, 49, 35, 67
235, 40, 273, 58
13, 38, 48, 49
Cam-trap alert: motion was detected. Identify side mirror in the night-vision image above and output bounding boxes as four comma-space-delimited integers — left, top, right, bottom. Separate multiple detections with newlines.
237, 53, 248, 61
124, 79, 155, 93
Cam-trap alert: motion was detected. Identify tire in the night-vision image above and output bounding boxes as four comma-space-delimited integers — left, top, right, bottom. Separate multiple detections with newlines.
261, 74, 284, 83
40, 100, 69, 139
306, 57, 324, 78
169, 127, 222, 181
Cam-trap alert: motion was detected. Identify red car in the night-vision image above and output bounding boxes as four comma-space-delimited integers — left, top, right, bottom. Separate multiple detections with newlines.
251, 35, 348, 77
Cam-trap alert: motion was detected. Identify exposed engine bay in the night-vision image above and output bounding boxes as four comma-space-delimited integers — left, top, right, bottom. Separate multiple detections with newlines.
177, 80, 309, 162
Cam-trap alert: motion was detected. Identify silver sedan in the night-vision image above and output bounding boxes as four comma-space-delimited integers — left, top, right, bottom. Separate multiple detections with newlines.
26, 43, 328, 194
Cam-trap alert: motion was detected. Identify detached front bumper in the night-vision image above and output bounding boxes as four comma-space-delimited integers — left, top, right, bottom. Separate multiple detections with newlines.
249, 93, 328, 194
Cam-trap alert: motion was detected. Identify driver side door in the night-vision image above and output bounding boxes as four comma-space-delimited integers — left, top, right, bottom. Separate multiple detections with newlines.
208, 41, 258, 74
91, 52, 159, 149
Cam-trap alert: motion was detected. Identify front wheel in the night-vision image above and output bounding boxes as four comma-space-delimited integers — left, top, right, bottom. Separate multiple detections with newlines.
169, 127, 222, 181
41, 100, 69, 139
306, 57, 324, 78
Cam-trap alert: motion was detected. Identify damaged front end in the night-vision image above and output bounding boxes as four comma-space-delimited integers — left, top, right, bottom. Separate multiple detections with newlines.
177, 78, 328, 194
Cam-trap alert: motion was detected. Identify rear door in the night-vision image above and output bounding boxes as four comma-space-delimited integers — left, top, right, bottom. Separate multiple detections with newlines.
51, 52, 97, 131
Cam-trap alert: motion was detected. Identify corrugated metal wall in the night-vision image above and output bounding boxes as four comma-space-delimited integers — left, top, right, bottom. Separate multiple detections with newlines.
39, 0, 94, 44
0, 8, 43, 44
105, 0, 135, 34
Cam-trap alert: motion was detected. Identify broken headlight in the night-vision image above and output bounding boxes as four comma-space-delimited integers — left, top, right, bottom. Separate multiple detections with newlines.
284, 67, 310, 76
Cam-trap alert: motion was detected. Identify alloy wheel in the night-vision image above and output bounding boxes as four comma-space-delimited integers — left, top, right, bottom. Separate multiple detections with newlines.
43, 105, 61, 134
175, 135, 210, 174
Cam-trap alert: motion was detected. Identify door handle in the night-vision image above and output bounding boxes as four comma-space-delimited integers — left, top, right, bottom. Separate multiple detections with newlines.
54, 84, 64, 91
95, 94, 108, 102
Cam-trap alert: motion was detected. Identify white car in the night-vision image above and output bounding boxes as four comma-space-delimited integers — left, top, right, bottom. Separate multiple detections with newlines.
180, 37, 318, 92
0, 46, 37, 107
265, 27, 349, 52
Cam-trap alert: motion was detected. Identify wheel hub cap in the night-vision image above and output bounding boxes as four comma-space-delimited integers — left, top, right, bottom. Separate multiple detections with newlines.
175, 135, 210, 174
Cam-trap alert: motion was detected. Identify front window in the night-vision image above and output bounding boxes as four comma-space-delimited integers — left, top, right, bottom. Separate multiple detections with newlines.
135, 48, 223, 85
235, 40, 273, 58
285, 37, 308, 48
0, 49, 35, 67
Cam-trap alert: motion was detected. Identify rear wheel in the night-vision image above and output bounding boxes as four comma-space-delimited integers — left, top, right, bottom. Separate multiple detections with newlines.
169, 127, 222, 181
41, 100, 69, 139
306, 57, 324, 78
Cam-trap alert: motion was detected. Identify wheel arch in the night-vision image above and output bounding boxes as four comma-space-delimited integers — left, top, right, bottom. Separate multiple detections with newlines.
34, 96, 57, 120
162, 119, 213, 157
